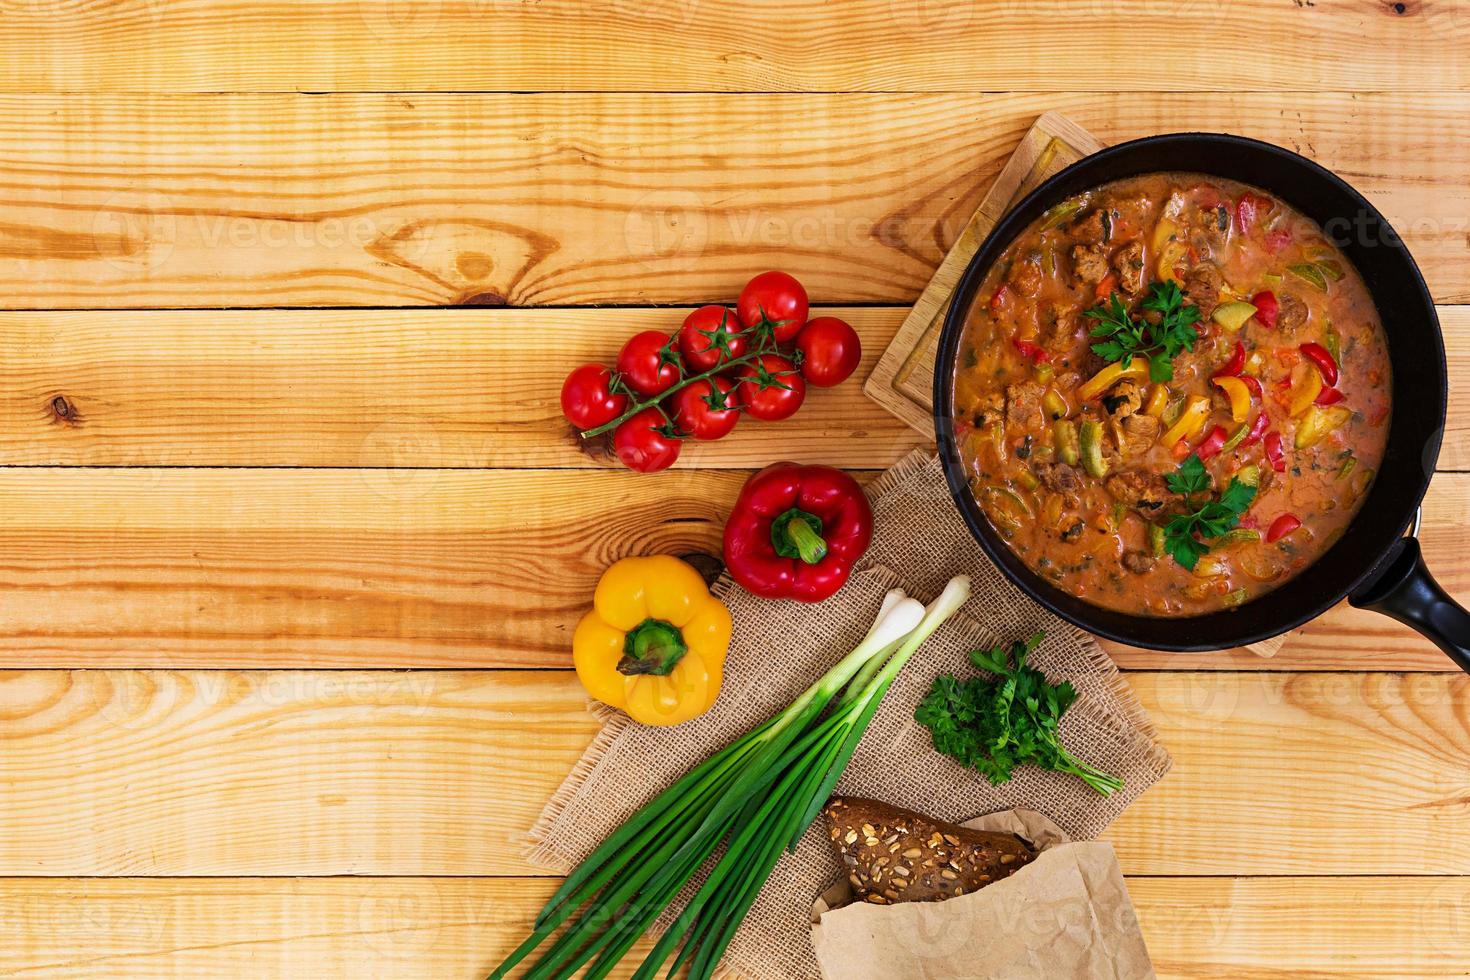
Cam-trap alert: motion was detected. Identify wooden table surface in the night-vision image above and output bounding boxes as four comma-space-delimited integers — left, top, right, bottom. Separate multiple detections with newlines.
0, 2, 1468, 977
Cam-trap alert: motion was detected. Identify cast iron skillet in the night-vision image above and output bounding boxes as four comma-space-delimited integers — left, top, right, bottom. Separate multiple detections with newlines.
933, 132, 1470, 673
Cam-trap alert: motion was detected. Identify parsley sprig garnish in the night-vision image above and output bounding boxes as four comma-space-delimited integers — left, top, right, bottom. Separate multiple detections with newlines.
914, 632, 1123, 796
1161, 454, 1257, 570
1084, 280, 1201, 383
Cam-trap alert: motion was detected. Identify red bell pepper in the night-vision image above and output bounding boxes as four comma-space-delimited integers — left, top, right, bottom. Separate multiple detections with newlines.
1235, 193, 1272, 234
1264, 431, 1286, 472
1196, 425, 1229, 460
1238, 411, 1270, 448
1299, 343, 1339, 387
723, 463, 873, 603
1241, 374, 1264, 401
1250, 290, 1279, 329
1213, 340, 1246, 378
1012, 337, 1051, 363
1314, 386, 1346, 406
1266, 513, 1302, 543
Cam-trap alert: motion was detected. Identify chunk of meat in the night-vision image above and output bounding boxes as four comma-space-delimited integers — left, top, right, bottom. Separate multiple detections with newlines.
1113, 241, 1146, 295
1182, 263, 1224, 317
1004, 382, 1044, 428
1074, 208, 1110, 245
1102, 378, 1144, 418
1041, 302, 1081, 354
1008, 253, 1044, 297
1070, 244, 1109, 287
1034, 461, 1081, 494
1120, 412, 1161, 454
1104, 469, 1183, 516
1121, 551, 1157, 575
1276, 292, 1309, 335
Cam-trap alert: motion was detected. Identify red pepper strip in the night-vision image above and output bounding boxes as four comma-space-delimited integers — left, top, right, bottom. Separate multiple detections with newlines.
1315, 386, 1346, 406
1012, 337, 1051, 363
722, 463, 874, 603
1235, 194, 1261, 234
1265, 229, 1292, 253
1250, 290, 1279, 329
1264, 431, 1286, 472
1299, 342, 1339, 387
1238, 411, 1270, 448
1213, 340, 1246, 378
989, 284, 1012, 316
1171, 438, 1191, 461
1196, 425, 1229, 460
1266, 513, 1302, 543
1241, 375, 1263, 400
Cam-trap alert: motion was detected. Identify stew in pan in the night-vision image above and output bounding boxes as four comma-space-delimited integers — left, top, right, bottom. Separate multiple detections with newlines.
952, 173, 1391, 617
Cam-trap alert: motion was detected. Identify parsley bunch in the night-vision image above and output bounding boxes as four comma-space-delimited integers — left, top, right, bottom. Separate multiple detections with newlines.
1161, 454, 1257, 570
914, 632, 1123, 796
1085, 280, 1202, 382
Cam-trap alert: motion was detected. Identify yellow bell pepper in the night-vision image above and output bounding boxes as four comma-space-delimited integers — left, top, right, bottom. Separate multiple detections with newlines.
572, 555, 731, 727
1159, 394, 1211, 448
1287, 362, 1323, 418
1078, 356, 1149, 401
1212, 376, 1252, 423
1142, 384, 1169, 418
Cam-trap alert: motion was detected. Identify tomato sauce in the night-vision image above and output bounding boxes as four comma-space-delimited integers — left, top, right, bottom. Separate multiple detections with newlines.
951, 173, 1391, 616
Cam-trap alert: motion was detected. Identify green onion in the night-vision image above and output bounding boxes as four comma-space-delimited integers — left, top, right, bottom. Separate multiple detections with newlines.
491, 578, 973, 980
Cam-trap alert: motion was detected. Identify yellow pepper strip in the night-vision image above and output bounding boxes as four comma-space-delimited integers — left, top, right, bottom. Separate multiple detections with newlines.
572, 555, 731, 727
1159, 394, 1211, 448
1078, 356, 1149, 401
1156, 240, 1189, 284
1287, 362, 1323, 418
1295, 405, 1352, 449
1212, 376, 1252, 423
1150, 218, 1177, 255
1142, 384, 1169, 418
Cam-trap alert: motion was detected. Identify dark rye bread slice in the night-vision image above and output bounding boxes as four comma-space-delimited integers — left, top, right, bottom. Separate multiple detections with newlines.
822, 796, 1036, 905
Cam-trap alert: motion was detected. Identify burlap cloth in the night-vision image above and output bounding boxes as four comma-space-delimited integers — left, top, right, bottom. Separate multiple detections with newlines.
524, 451, 1173, 980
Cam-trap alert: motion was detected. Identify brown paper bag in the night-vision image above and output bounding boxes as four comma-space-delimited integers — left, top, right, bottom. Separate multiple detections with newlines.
810, 809, 1155, 980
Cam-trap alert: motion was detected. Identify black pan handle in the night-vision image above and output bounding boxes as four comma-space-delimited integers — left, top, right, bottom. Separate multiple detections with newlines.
1349, 536, 1470, 674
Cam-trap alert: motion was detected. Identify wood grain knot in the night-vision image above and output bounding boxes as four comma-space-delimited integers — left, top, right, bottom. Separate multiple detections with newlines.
49, 394, 80, 425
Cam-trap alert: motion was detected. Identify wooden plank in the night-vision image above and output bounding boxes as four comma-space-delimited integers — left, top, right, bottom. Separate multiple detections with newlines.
0, 308, 924, 470
1, 93, 1469, 309
2, 876, 1468, 978
0, 669, 1466, 877
5, 305, 1468, 471
0, 0, 1463, 94
0, 468, 1463, 670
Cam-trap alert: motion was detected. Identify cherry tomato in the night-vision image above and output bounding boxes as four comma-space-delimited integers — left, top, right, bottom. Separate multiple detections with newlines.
1299, 342, 1339, 387
1266, 513, 1302, 543
796, 316, 862, 387
1235, 192, 1273, 234
670, 377, 741, 441
735, 353, 806, 421
677, 305, 747, 373
616, 330, 682, 397
1264, 228, 1293, 253
613, 407, 682, 472
560, 364, 629, 430
1250, 290, 1279, 329
737, 271, 808, 342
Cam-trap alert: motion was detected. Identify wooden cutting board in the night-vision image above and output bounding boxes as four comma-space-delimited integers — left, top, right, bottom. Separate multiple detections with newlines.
863, 111, 1286, 659
863, 111, 1104, 431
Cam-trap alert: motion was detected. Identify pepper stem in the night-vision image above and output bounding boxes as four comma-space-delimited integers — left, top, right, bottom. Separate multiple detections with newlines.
771, 508, 828, 565
617, 619, 688, 676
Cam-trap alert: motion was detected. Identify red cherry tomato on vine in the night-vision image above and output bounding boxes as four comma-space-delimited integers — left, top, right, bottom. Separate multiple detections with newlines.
616, 330, 682, 397
737, 271, 809, 342
677, 305, 747, 373
613, 407, 682, 472
735, 354, 806, 421
671, 376, 741, 441
796, 316, 862, 388
560, 364, 628, 430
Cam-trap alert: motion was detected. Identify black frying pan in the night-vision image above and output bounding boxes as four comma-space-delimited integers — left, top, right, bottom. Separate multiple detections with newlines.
933, 132, 1470, 672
